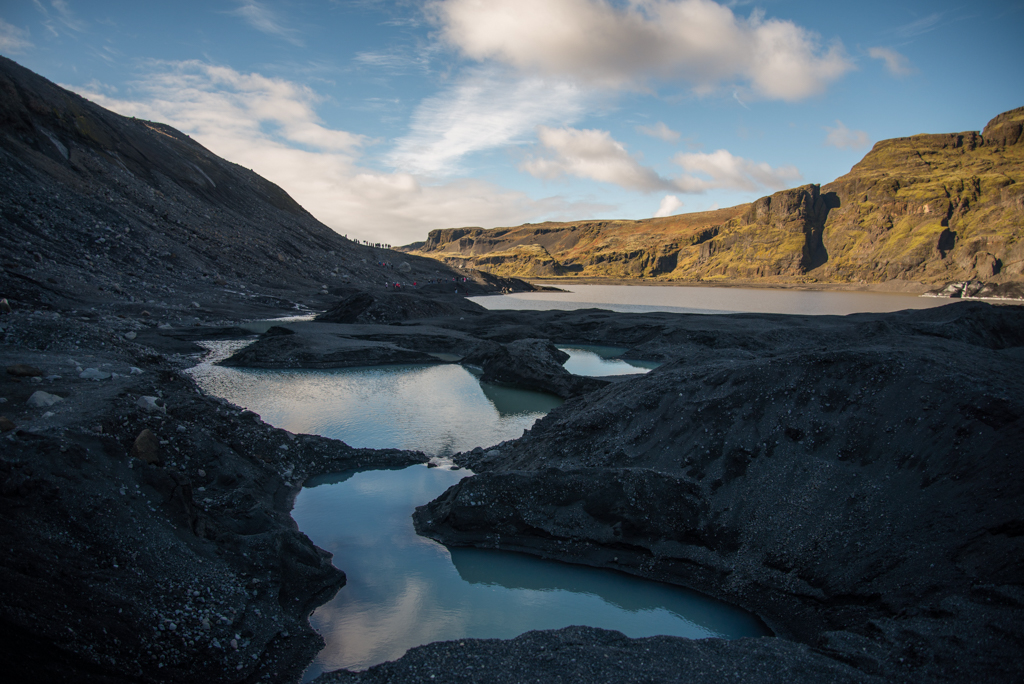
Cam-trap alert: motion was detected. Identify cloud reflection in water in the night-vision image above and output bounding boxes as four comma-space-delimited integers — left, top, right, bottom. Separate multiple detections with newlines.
189, 361, 562, 456
294, 467, 770, 678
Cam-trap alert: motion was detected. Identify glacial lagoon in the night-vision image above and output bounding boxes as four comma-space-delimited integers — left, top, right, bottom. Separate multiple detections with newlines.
471, 283, 952, 316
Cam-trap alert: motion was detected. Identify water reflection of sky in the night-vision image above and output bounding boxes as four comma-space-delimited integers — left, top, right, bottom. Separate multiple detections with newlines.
188, 354, 562, 456
558, 345, 661, 377
294, 466, 771, 679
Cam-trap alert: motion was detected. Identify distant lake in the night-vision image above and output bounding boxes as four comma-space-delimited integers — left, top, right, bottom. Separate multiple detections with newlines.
471, 284, 953, 316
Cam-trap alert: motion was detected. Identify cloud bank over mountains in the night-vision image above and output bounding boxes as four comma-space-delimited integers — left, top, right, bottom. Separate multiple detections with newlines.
74, 62, 605, 245
523, 126, 801, 194
47, 0, 893, 243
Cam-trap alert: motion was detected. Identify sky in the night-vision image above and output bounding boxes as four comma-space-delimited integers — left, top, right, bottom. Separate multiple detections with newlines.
1, 1, 1022, 246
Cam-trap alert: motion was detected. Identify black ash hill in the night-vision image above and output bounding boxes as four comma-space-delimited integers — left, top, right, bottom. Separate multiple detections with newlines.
0, 55, 515, 319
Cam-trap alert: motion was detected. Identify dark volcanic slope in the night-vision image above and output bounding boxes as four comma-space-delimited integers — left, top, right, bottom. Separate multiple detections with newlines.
0, 56, 521, 320
407, 302, 1024, 684
0, 56, 525, 683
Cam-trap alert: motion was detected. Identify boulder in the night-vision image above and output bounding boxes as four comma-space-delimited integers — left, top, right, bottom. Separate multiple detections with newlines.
26, 391, 62, 407
79, 368, 112, 380
464, 338, 608, 399
131, 428, 161, 465
136, 396, 167, 414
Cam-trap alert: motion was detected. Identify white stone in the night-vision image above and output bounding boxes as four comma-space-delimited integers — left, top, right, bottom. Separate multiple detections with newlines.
137, 396, 166, 414
129, 367, 144, 375
27, 391, 63, 408
80, 368, 112, 380
124, 331, 137, 340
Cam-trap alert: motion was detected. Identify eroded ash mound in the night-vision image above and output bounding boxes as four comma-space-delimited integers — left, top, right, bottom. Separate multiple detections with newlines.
411, 302, 1024, 683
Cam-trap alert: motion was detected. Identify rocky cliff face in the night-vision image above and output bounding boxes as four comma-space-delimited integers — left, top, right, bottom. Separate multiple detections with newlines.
817, 107, 1024, 285
407, 108, 1024, 291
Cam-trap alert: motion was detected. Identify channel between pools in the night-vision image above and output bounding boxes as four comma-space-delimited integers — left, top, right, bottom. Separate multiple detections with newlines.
187, 342, 770, 679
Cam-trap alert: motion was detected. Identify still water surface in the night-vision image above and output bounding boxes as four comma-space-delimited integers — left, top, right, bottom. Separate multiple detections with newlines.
294, 466, 770, 678
559, 345, 661, 376
188, 351, 561, 456
471, 283, 951, 316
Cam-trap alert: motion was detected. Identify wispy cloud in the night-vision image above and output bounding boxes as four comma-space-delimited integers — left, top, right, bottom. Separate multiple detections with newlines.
868, 47, 915, 77
0, 19, 33, 53
32, 0, 86, 36
353, 47, 432, 74
636, 121, 680, 142
823, 120, 870, 150
387, 67, 587, 176
431, 0, 853, 101
522, 125, 800, 194
889, 12, 943, 39
68, 62, 602, 244
230, 1, 304, 46
51, 0, 85, 31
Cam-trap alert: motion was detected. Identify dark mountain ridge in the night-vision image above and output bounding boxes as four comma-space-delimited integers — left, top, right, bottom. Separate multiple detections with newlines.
0, 55, 517, 321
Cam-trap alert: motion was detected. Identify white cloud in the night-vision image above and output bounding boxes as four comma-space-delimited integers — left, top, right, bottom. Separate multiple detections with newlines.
82, 61, 363, 152
430, 0, 853, 100
868, 47, 915, 77
231, 1, 304, 46
523, 125, 799, 195
387, 67, 587, 176
0, 19, 33, 53
636, 121, 680, 142
523, 126, 676, 192
654, 194, 683, 217
673, 149, 802, 192
824, 120, 870, 150
68, 62, 602, 245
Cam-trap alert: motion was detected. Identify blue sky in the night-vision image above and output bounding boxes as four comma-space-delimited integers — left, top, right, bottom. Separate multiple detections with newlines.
1, 1, 1022, 245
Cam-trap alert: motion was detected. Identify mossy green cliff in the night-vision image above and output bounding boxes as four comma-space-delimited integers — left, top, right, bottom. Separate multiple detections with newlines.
407, 107, 1024, 291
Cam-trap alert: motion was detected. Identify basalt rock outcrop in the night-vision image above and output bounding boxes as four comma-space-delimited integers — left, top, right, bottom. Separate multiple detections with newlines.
461, 337, 609, 399
218, 325, 444, 369
405, 108, 1024, 293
